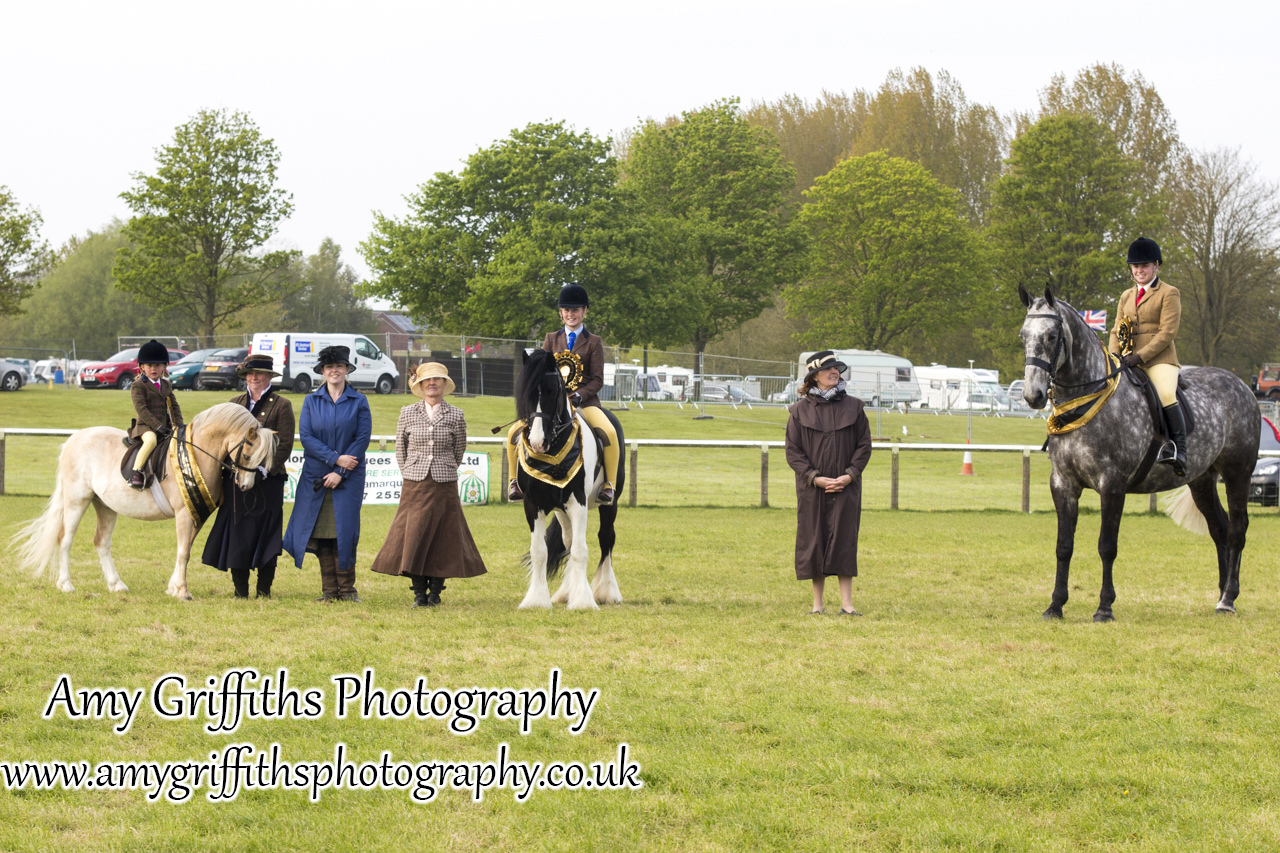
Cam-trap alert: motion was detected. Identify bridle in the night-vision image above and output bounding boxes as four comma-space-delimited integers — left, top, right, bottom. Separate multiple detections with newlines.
526, 371, 575, 444
182, 425, 263, 476
1025, 307, 1118, 394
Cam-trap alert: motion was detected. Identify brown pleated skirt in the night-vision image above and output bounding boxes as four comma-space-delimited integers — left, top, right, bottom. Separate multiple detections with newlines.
370, 477, 487, 579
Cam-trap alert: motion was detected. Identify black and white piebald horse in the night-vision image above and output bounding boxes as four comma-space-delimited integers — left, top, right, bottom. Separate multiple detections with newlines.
1019, 284, 1260, 621
513, 349, 625, 610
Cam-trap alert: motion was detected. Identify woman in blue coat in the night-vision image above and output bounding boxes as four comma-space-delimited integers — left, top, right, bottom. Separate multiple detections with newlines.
283, 346, 373, 602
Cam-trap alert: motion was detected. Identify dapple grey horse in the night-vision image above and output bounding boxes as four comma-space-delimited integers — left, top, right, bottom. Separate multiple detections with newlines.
1019, 284, 1259, 621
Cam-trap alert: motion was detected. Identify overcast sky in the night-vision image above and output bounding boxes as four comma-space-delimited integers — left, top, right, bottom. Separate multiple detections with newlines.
4, 0, 1276, 284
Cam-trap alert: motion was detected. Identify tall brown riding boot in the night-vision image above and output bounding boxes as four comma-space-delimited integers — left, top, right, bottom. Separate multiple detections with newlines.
336, 569, 361, 603
315, 548, 340, 602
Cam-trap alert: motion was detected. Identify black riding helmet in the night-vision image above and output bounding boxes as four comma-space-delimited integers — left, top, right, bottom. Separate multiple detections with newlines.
137, 339, 169, 365
557, 283, 590, 309
1126, 237, 1162, 265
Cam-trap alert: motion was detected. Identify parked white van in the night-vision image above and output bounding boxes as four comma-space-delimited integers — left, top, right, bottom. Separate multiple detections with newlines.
798, 350, 921, 408
249, 333, 399, 394
913, 364, 1010, 411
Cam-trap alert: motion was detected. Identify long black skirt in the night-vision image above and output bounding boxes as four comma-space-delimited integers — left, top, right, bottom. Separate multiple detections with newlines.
201, 472, 285, 572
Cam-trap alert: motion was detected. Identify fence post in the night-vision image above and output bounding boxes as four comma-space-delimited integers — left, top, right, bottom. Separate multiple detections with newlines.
1149, 493, 1158, 514
0, 432, 5, 495
628, 442, 638, 508
760, 443, 769, 508
890, 443, 899, 510
501, 445, 510, 502
1022, 448, 1031, 513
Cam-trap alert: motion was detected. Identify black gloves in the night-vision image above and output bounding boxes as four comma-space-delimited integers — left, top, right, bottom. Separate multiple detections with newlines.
1121, 353, 1143, 368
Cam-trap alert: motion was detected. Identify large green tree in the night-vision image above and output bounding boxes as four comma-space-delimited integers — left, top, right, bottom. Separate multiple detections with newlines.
284, 238, 375, 332
746, 90, 867, 205
785, 152, 986, 354
1165, 148, 1280, 369
0, 224, 167, 359
114, 109, 299, 342
623, 98, 806, 356
361, 122, 630, 339
987, 114, 1146, 307
1038, 63, 1181, 197
984, 114, 1147, 373
846, 68, 1008, 225
0, 185, 49, 316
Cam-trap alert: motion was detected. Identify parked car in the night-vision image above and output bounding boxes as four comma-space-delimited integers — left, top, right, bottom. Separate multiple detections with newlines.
167, 348, 223, 390
769, 380, 801, 404
1, 358, 31, 392
79, 347, 187, 390
699, 383, 762, 404
196, 347, 250, 391
1249, 416, 1280, 507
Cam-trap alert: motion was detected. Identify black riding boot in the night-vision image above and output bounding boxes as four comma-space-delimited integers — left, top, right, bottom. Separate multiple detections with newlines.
411, 575, 431, 608
256, 560, 276, 599
1160, 403, 1188, 477
231, 568, 251, 599
427, 577, 446, 607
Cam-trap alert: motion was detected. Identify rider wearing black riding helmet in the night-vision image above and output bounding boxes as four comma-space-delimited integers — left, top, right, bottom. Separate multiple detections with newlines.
126, 339, 184, 489
1108, 237, 1186, 475
506, 283, 621, 505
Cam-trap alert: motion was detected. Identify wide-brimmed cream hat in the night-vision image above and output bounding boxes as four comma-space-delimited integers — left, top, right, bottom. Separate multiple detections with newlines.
408, 362, 456, 398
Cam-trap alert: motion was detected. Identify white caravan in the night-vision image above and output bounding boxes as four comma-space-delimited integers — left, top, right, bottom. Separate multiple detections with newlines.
797, 350, 921, 408
249, 333, 400, 394
912, 364, 1010, 411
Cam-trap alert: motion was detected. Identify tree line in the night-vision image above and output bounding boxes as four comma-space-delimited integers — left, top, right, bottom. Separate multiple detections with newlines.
3, 64, 1278, 376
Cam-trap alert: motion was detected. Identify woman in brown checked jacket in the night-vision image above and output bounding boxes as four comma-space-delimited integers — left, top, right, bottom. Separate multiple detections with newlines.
370, 362, 487, 607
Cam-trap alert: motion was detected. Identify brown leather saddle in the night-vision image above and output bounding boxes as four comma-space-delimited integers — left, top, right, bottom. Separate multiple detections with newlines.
120, 425, 173, 488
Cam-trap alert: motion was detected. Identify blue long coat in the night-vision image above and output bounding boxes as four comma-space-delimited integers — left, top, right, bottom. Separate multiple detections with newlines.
283, 383, 373, 572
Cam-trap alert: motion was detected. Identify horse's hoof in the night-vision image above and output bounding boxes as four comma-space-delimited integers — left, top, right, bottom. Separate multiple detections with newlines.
56, 581, 75, 593
1041, 607, 1063, 620
1215, 603, 1237, 615
108, 582, 129, 593
1092, 610, 1115, 623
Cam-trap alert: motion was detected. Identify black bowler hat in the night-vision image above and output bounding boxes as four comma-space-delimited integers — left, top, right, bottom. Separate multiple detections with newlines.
312, 345, 357, 374
804, 350, 848, 379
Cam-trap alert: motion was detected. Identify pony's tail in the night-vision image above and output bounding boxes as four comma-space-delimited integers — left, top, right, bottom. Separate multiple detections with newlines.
1161, 485, 1208, 535
12, 454, 67, 580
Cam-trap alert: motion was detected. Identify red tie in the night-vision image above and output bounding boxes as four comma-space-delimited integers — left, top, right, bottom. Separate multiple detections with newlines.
1136, 287, 1145, 306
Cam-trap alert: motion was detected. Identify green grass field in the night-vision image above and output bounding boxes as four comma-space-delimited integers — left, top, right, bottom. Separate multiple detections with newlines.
2, 386, 1279, 851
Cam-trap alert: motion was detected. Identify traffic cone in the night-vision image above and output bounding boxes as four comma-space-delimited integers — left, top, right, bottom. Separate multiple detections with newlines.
960, 450, 974, 476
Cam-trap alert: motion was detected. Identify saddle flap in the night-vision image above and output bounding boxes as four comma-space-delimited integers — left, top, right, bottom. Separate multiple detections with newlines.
120, 432, 173, 486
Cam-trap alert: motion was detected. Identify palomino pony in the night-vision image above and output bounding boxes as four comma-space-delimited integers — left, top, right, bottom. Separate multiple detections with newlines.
14, 403, 277, 600
513, 348, 625, 610
1019, 284, 1259, 621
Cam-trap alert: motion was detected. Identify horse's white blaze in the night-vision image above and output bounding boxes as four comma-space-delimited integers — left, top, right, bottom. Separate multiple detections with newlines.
528, 401, 547, 454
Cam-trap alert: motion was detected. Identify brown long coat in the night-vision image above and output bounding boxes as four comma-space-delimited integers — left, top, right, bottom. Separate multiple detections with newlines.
128, 377, 184, 439
1108, 276, 1181, 368
542, 328, 605, 408
230, 389, 295, 475
785, 393, 873, 580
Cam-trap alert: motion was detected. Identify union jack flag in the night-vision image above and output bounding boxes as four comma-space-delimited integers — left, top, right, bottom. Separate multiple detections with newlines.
1081, 310, 1107, 331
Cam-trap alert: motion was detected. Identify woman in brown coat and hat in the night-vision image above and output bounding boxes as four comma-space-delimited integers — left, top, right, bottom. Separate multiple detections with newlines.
785, 350, 874, 615
371, 362, 487, 607
201, 353, 295, 598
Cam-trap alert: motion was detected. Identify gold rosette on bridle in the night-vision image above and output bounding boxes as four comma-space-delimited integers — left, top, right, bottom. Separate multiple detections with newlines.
554, 351, 585, 392
1116, 315, 1135, 356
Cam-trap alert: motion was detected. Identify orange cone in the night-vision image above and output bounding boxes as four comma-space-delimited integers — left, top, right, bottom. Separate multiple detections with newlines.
960, 450, 974, 476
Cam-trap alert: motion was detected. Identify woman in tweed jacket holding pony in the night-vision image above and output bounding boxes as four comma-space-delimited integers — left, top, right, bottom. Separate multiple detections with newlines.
371, 362, 487, 607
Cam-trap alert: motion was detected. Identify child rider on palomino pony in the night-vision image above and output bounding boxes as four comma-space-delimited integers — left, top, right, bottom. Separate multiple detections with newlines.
127, 339, 184, 489
506, 283, 621, 505
1108, 236, 1186, 476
